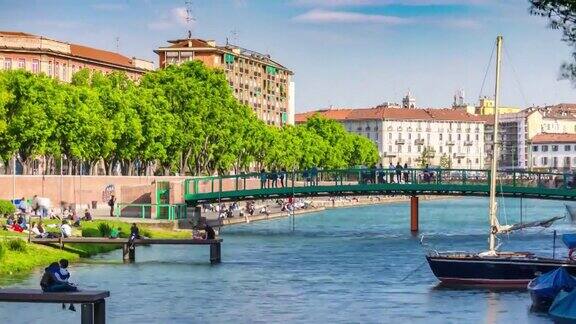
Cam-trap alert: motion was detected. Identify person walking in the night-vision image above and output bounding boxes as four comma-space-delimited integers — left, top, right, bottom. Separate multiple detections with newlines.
388, 162, 395, 183
108, 195, 116, 217
403, 163, 409, 183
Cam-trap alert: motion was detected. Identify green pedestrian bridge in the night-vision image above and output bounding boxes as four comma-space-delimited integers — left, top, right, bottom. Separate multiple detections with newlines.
183, 168, 576, 205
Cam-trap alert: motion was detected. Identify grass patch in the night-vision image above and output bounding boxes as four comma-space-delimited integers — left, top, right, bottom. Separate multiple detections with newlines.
0, 218, 190, 279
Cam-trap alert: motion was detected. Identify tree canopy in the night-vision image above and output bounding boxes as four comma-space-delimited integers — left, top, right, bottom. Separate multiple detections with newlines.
530, 0, 576, 83
0, 61, 379, 175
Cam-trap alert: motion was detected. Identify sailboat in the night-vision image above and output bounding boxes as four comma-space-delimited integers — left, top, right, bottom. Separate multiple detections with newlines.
426, 36, 576, 286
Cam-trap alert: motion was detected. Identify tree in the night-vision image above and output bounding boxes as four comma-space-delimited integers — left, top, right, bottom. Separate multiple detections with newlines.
416, 146, 435, 168
439, 153, 452, 169
530, 1, 576, 83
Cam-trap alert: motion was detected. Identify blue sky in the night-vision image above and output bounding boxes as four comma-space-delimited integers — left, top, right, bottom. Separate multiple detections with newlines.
1, 0, 576, 111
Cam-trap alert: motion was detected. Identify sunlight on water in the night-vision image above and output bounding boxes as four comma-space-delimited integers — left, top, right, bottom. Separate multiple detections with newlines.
0, 197, 568, 323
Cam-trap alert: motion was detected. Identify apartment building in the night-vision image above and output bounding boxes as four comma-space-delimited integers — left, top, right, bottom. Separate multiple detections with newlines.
484, 104, 576, 169
0, 31, 153, 81
155, 36, 294, 126
531, 133, 576, 170
296, 105, 486, 168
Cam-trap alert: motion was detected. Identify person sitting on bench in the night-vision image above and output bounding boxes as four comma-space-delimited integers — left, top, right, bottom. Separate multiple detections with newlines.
40, 260, 78, 311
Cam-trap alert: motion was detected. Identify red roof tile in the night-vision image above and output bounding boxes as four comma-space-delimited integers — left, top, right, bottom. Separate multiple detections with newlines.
295, 107, 485, 123
532, 133, 576, 144
70, 43, 133, 69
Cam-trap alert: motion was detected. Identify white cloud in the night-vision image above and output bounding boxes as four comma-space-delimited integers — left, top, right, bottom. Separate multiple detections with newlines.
293, 9, 411, 24
147, 6, 193, 30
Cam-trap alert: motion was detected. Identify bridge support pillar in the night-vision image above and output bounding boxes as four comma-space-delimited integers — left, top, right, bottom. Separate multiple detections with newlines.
123, 244, 135, 263
410, 196, 419, 232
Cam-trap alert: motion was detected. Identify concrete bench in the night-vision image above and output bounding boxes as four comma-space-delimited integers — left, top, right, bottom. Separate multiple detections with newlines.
0, 289, 109, 324
31, 238, 223, 264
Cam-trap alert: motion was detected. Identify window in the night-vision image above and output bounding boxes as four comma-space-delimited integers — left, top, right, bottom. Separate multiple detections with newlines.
17, 58, 25, 69
408, 133, 411, 140
476, 134, 479, 141
408, 145, 411, 153
4, 58, 11, 70
553, 157, 558, 167
532, 146, 538, 152
55, 62, 59, 79
32, 59, 39, 73
566, 145, 572, 152
439, 134, 443, 141
48, 61, 52, 75
457, 134, 461, 141
542, 145, 549, 152
475, 158, 479, 164
542, 157, 548, 166
388, 145, 392, 152
62, 64, 67, 81
388, 133, 392, 140
552, 145, 559, 152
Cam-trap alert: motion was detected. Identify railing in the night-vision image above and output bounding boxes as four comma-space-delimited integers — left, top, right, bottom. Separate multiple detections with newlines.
183, 168, 576, 200
115, 203, 188, 220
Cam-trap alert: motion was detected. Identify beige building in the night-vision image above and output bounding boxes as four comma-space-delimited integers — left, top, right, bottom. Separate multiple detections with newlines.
484, 104, 576, 169
531, 133, 576, 170
155, 36, 294, 126
0, 31, 153, 81
296, 105, 486, 168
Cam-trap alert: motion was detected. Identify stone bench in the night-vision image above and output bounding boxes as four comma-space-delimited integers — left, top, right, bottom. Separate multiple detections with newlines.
0, 289, 109, 324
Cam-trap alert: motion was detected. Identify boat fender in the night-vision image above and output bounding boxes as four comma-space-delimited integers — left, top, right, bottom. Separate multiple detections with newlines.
569, 248, 576, 261
491, 226, 498, 235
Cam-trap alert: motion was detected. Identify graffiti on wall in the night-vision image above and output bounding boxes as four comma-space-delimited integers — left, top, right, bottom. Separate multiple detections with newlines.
102, 184, 115, 203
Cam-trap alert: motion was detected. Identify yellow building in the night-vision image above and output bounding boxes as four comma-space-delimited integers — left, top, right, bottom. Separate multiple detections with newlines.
476, 98, 520, 115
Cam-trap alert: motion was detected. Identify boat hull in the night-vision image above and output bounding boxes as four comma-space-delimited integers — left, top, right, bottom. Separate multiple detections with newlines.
426, 255, 576, 287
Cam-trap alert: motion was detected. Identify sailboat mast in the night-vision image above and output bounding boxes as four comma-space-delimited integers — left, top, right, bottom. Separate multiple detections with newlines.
489, 35, 503, 253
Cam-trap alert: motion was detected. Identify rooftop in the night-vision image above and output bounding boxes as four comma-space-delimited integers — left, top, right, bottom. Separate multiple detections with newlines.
295, 106, 486, 123
0, 30, 150, 71
532, 133, 576, 144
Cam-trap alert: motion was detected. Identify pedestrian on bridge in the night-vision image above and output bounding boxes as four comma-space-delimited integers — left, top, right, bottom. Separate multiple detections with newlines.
389, 163, 395, 183
395, 162, 403, 183
260, 169, 267, 189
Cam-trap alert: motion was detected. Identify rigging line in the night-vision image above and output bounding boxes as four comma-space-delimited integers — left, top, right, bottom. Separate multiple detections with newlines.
478, 41, 497, 100
503, 44, 530, 107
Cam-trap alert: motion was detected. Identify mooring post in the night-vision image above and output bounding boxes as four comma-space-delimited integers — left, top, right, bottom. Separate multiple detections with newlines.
410, 195, 419, 232
210, 242, 221, 264
122, 244, 135, 262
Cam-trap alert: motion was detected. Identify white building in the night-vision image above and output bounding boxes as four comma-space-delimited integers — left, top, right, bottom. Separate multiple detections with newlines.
296, 106, 486, 168
531, 133, 576, 170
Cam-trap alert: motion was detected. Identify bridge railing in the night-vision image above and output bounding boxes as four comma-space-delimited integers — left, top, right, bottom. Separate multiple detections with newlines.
183, 168, 575, 197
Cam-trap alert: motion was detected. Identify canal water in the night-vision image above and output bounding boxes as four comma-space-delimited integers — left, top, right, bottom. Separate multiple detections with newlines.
0, 197, 571, 323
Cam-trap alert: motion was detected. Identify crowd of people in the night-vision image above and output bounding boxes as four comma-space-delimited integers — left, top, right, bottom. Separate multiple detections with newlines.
3, 196, 94, 238
361, 163, 437, 184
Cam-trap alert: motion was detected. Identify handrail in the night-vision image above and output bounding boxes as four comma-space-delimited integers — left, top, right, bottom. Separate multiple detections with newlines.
115, 202, 187, 220
182, 168, 576, 199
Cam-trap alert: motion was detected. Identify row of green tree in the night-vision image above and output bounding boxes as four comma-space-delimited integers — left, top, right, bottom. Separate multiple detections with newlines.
0, 61, 379, 176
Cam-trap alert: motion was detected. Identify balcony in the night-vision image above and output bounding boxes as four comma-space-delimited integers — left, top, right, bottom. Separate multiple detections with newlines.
383, 152, 397, 157
446, 141, 455, 146
395, 139, 405, 145
414, 139, 425, 145
455, 153, 466, 158
464, 141, 473, 146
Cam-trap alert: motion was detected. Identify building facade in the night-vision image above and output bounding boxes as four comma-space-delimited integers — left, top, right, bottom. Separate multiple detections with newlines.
531, 133, 576, 170
296, 106, 486, 168
484, 104, 576, 169
0, 31, 153, 81
155, 37, 294, 126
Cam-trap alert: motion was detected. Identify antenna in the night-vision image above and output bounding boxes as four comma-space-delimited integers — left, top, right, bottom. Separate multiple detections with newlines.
185, 1, 196, 38
229, 29, 239, 45
115, 36, 119, 53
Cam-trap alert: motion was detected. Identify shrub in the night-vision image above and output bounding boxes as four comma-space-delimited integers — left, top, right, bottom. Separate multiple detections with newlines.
82, 228, 100, 237
0, 200, 16, 215
97, 223, 112, 237
0, 243, 5, 259
7, 239, 27, 252
141, 228, 152, 238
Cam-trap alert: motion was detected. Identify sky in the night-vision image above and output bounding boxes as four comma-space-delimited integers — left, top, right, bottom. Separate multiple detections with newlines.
1, 0, 576, 112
